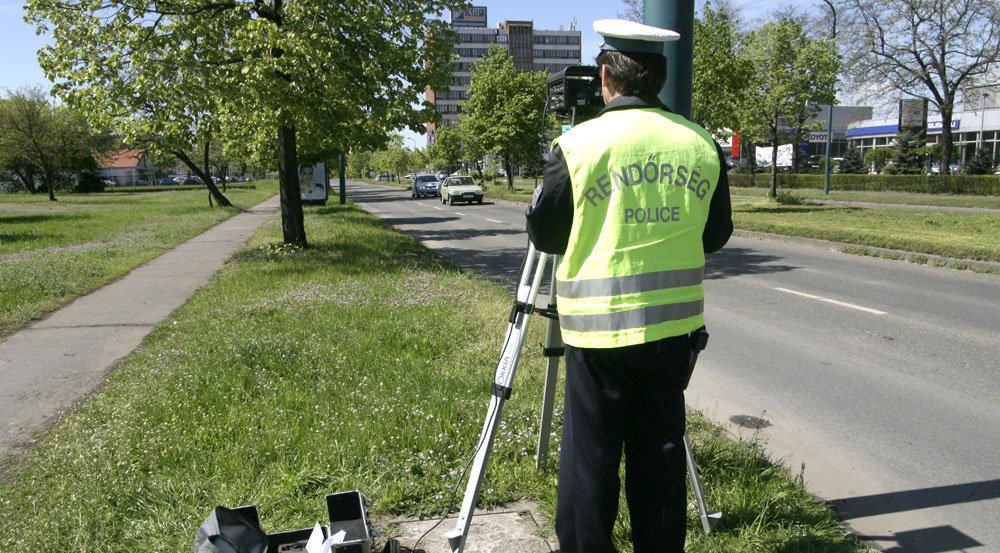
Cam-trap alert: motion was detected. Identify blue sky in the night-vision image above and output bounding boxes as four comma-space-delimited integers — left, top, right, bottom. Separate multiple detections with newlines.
1, 0, 800, 146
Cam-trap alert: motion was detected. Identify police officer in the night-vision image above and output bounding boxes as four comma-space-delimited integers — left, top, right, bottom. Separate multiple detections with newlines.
525, 19, 733, 553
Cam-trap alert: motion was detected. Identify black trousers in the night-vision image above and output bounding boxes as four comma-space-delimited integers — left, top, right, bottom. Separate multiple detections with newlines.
556, 335, 689, 553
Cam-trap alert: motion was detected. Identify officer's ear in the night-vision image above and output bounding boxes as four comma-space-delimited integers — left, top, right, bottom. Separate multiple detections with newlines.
599, 64, 616, 104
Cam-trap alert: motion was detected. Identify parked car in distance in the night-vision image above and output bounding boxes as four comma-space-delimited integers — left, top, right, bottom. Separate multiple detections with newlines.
411, 174, 440, 198
435, 170, 449, 181
440, 175, 483, 205
158, 177, 178, 185
402, 173, 415, 181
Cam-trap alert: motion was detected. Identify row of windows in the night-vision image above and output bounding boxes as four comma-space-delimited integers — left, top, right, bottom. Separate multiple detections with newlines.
456, 33, 497, 44
455, 33, 580, 46
533, 49, 579, 59
435, 90, 468, 101
438, 104, 462, 114
534, 35, 580, 45
454, 47, 580, 60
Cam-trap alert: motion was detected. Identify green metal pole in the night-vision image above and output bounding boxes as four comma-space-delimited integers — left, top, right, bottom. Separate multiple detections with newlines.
645, 0, 695, 119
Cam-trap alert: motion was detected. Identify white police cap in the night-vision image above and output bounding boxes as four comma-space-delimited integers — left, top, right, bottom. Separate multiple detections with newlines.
594, 19, 680, 55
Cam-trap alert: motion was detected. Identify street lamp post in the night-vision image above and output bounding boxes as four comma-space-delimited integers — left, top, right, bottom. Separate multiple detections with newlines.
979, 92, 989, 150
820, 0, 836, 195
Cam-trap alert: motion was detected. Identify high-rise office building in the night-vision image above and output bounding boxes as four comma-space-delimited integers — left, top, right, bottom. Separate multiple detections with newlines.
427, 7, 582, 143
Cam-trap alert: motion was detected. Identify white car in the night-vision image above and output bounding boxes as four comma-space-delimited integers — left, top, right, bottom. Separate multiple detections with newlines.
440, 175, 484, 205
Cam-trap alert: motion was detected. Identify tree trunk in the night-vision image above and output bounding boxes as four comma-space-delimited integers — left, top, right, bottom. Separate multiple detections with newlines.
940, 107, 954, 175
277, 125, 308, 247
504, 153, 514, 189
172, 150, 232, 207
769, 140, 779, 198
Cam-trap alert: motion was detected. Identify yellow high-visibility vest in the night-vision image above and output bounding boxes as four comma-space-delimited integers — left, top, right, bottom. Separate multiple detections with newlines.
554, 107, 721, 348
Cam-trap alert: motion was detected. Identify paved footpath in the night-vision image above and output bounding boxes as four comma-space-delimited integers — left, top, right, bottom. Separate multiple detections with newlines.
0, 195, 279, 461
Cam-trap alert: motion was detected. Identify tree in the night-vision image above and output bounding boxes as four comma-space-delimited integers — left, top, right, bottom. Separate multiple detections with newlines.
460, 46, 548, 189
965, 145, 995, 174
887, 129, 924, 174
26, 0, 463, 245
865, 147, 892, 173
840, 0, 1000, 175
693, 2, 755, 137
428, 125, 463, 173
619, 0, 643, 22
0, 88, 102, 200
839, 145, 867, 173
740, 19, 839, 197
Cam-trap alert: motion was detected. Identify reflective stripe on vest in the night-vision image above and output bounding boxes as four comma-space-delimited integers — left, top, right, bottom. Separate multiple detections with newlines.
557, 267, 704, 299
559, 298, 704, 333
553, 106, 720, 349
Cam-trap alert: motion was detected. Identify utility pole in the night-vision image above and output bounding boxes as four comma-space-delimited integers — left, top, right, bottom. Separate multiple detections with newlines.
820, 0, 836, 195
644, 0, 695, 119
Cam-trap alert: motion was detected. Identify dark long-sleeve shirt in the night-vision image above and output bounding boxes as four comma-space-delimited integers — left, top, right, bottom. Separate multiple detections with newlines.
526, 95, 733, 255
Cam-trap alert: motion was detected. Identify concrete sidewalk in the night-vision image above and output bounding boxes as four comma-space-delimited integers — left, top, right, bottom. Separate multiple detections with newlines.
0, 195, 280, 460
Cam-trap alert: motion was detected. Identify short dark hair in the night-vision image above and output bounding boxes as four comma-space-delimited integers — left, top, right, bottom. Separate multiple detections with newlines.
596, 50, 667, 99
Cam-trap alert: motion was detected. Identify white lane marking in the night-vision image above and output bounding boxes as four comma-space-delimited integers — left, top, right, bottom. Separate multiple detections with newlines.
455, 212, 466, 216
486, 218, 508, 224
774, 287, 887, 315
432, 206, 443, 210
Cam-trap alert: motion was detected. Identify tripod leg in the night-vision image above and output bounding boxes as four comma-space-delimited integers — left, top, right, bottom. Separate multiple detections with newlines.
684, 433, 722, 534
536, 255, 562, 469
445, 244, 550, 553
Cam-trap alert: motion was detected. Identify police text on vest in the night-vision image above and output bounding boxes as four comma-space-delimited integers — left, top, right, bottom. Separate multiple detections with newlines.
624, 206, 681, 224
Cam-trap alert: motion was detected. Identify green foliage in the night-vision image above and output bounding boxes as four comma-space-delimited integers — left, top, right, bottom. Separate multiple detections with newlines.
864, 148, 893, 173
965, 145, 996, 175
693, 4, 753, 135
0, 88, 103, 198
740, 19, 839, 194
888, 129, 924, 174
839, 145, 867, 174
427, 125, 463, 171
459, 46, 548, 182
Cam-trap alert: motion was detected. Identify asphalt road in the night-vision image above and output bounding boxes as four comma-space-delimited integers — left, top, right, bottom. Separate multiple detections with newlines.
347, 181, 1000, 553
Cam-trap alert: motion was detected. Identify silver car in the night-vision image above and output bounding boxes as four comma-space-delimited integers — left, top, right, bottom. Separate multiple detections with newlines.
411, 174, 440, 198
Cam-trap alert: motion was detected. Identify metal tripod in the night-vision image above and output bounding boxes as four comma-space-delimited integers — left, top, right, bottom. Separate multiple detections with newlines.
444, 243, 721, 553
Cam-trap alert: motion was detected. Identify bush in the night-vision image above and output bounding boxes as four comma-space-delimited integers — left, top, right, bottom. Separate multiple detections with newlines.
729, 173, 1000, 195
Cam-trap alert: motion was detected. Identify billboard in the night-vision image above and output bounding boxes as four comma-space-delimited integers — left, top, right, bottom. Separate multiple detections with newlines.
898, 98, 928, 135
452, 6, 487, 28
299, 162, 328, 205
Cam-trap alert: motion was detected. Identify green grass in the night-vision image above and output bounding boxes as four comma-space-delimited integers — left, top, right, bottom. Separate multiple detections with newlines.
0, 183, 278, 337
0, 202, 866, 553
731, 199, 1000, 263
731, 186, 1000, 209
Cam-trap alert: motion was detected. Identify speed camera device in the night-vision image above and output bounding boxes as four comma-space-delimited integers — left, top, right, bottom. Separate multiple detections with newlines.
546, 65, 603, 117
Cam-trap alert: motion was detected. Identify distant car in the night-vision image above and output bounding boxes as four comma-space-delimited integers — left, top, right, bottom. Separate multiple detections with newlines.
411, 174, 440, 198
158, 177, 177, 185
403, 173, 415, 181
376, 173, 393, 182
435, 171, 449, 181
440, 175, 483, 205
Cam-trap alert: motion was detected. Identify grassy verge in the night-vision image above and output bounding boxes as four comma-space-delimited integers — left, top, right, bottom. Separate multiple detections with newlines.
0, 183, 278, 337
731, 199, 1000, 263
0, 202, 865, 553
731, 186, 1000, 209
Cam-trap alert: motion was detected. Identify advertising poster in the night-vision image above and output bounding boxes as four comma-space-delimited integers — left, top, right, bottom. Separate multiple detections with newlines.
299, 162, 328, 205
